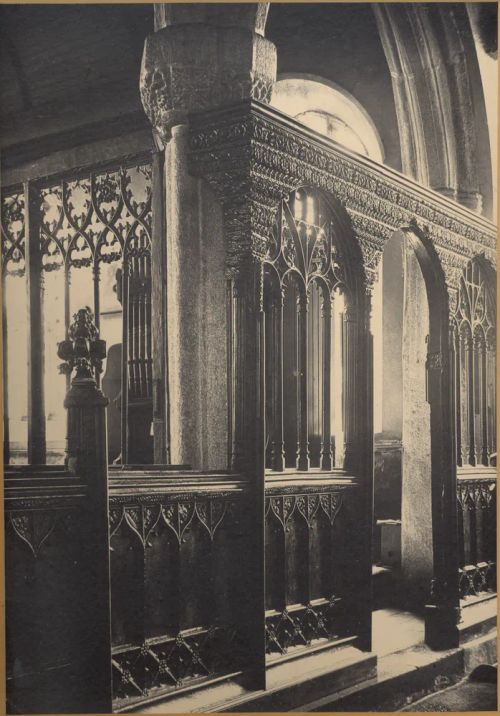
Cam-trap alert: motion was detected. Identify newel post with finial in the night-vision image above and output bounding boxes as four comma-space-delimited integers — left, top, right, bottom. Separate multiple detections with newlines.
57, 306, 113, 712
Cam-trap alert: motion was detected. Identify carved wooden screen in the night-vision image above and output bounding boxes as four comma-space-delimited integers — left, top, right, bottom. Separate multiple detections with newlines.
263, 188, 350, 472
1, 158, 155, 466
453, 258, 496, 467
1, 193, 28, 463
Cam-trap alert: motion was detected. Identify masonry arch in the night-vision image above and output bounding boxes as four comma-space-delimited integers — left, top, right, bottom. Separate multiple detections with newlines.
373, 223, 457, 638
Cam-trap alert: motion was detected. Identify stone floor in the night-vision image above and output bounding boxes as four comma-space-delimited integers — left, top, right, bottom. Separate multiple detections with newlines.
372, 608, 425, 656
403, 666, 497, 712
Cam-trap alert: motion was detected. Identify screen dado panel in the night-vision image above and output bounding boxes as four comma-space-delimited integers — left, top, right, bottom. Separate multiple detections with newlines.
108, 472, 248, 711
264, 478, 359, 660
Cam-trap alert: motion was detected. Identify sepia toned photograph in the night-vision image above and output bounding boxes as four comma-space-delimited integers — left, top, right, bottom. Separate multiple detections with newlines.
0, 1, 497, 713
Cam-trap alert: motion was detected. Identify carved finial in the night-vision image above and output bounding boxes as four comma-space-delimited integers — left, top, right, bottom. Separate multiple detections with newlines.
57, 307, 106, 380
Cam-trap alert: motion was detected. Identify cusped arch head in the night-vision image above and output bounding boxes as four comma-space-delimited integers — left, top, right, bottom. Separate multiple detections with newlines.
281, 184, 367, 308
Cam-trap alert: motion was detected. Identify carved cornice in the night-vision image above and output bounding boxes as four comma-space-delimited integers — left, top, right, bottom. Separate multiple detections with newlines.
188, 101, 496, 284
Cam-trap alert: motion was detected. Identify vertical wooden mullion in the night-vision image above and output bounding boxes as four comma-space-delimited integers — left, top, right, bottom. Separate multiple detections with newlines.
459, 331, 470, 466
93, 260, 101, 387
486, 346, 496, 457
151, 149, 168, 463
121, 262, 129, 465
480, 344, 488, 465
64, 265, 71, 397
321, 293, 332, 470
296, 290, 309, 471
272, 294, 285, 471
25, 181, 46, 465
466, 334, 475, 465
343, 305, 358, 473
2, 291, 10, 464
145, 256, 152, 399
454, 327, 462, 467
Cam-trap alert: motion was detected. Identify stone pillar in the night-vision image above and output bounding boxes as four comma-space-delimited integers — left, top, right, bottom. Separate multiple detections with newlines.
139, 14, 276, 470
401, 246, 434, 601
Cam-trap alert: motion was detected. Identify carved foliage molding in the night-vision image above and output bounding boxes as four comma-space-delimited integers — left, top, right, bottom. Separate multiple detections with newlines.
7, 508, 80, 559
109, 498, 235, 547
265, 491, 343, 530
189, 104, 496, 285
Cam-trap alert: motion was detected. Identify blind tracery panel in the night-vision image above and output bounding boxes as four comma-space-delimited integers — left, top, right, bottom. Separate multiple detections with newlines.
453, 259, 496, 467
264, 188, 351, 473
1, 193, 28, 463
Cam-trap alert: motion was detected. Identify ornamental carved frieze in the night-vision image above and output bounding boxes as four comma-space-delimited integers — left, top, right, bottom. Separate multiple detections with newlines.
6, 508, 81, 559
109, 498, 237, 548
188, 103, 496, 280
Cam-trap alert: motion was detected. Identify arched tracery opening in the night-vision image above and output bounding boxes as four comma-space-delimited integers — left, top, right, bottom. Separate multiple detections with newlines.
263, 187, 361, 474
453, 258, 496, 468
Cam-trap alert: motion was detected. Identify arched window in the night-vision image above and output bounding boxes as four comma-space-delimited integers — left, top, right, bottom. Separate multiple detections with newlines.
270, 75, 384, 163
263, 188, 352, 473
453, 258, 496, 467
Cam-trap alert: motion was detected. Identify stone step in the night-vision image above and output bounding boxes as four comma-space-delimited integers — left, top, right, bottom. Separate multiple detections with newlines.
133, 644, 376, 714
294, 627, 496, 712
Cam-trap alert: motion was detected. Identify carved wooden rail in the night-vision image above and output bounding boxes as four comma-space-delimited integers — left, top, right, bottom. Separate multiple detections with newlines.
264, 473, 359, 659
457, 469, 496, 599
108, 467, 249, 711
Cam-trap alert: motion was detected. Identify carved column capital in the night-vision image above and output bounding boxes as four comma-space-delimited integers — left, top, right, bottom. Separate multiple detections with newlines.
140, 24, 276, 139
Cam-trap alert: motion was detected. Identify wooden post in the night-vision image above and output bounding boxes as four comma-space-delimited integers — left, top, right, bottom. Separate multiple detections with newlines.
59, 307, 113, 712
25, 181, 46, 464
321, 294, 333, 471
296, 292, 309, 471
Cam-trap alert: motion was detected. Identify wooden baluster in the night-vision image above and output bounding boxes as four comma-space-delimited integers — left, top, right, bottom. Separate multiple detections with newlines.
296, 291, 309, 471
321, 293, 333, 471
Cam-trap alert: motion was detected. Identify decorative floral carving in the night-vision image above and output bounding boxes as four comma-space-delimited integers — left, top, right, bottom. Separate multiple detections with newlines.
8, 510, 60, 558
57, 306, 106, 380
188, 105, 496, 284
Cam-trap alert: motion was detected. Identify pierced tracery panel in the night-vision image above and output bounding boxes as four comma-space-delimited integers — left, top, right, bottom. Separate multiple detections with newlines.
453, 259, 496, 467
39, 162, 153, 464
264, 189, 352, 473
109, 493, 246, 710
1, 192, 28, 463
264, 488, 355, 658
40, 166, 152, 271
